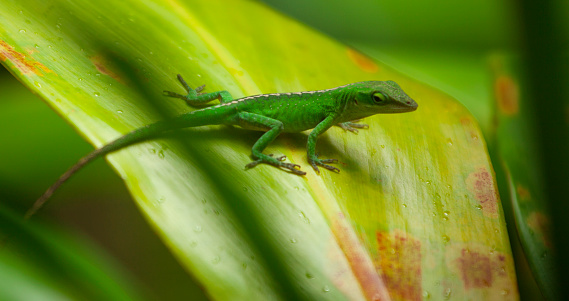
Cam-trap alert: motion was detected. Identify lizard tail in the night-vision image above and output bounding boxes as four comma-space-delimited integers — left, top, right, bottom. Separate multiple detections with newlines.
26, 110, 219, 219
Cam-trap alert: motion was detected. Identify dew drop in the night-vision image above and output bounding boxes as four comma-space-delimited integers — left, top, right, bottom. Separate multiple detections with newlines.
446, 138, 453, 146
298, 211, 310, 224
34, 44, 39, 48
117, 110, 123, 114
194, 225, 202, 233
34, 81, 41, 88
93, 92, 100, 97
212, 256, 220, 264
305, 272, 314, 279
443, 287, 451, 300
442, 235, 450, 243
422, 291, 431, 299
290, 238, 297, 244
322, 286, 330, 293
242, 187, 248, 192
475, 204, 483, 210
19, 29, 26, 33
158, 149, 165, 159
402, 203, 407, 208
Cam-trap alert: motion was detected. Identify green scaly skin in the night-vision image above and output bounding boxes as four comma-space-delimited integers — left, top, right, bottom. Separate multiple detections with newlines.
27, 74, 418, 218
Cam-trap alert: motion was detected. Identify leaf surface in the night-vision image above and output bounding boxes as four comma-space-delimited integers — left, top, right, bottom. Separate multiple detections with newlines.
0, 0, 518, 299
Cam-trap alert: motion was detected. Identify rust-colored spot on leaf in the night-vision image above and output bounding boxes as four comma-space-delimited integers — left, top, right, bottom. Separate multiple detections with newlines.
447, 244, 517, 298
347, 49, 379, 73
527, 212, 552, 248
459, 117, 481, 143
330, 213, 390, 301
495, 75, 519, 115
456, 249, 492, 289
0, 40, 52, 76
26, 47, 38, 55
375, 230, 422, 301
516, 184, 531, 202
91, 55, 123, 83
466, 168, 498, 218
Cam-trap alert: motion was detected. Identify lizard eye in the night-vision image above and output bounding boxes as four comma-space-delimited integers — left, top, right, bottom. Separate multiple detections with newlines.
373, 92, 387, 103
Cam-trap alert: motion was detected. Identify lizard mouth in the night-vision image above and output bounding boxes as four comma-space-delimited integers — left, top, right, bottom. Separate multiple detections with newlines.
386, 105, 418, 113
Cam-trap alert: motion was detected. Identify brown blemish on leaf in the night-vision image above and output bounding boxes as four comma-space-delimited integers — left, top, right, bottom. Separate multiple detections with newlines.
91, 55, 123, 83
495, 75, 519, 116
527, 212, 552, 248
375, 230, 422, 301
347, 49, 379, 73
516, 184, 531, 201
456, 249, 492, 289
460, 117, 472, 126
330, 213, 391, 301
0, 40, 52, 76
445, 247, 518, 299
26, 47, 38, 55
459, 117, 481, 143
466, 168, 498, 218
447, 245, 517, 298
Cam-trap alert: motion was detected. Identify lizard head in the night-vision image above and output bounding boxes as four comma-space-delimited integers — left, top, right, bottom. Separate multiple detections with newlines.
352, 81, 418, 114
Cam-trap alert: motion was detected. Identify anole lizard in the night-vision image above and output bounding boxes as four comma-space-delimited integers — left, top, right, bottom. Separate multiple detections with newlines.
27, 74, 418, 218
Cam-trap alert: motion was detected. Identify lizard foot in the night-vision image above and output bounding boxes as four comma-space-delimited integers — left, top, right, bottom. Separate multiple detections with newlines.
309, 155, 340, 174
163, 74, 205, 100
337, 120, 369, 134
245, 154, 306, 175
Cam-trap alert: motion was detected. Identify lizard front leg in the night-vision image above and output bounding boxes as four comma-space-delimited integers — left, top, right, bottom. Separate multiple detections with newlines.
163, 74, 233, 106
336, 119, 369, 134
308, 114, 340, 173
239, 112, 306, 175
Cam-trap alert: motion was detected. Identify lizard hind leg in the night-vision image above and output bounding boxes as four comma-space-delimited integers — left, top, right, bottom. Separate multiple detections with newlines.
163, 74, 234, 106
239, 112, 306, 176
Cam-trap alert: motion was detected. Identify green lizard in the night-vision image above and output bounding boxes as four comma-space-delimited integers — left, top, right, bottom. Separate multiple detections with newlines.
27, 74, 417, 218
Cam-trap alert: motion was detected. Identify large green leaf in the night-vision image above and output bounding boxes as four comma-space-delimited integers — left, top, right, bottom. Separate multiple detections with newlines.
0, 203, 141, 300
0, 0, 518, 299
488, 54, 558, 300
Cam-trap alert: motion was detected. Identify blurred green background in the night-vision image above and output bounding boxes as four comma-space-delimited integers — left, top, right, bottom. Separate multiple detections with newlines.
1, 0, 566, 299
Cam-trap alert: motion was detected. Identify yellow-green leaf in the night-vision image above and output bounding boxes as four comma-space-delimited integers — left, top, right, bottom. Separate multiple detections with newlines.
0, 0, 518, 299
